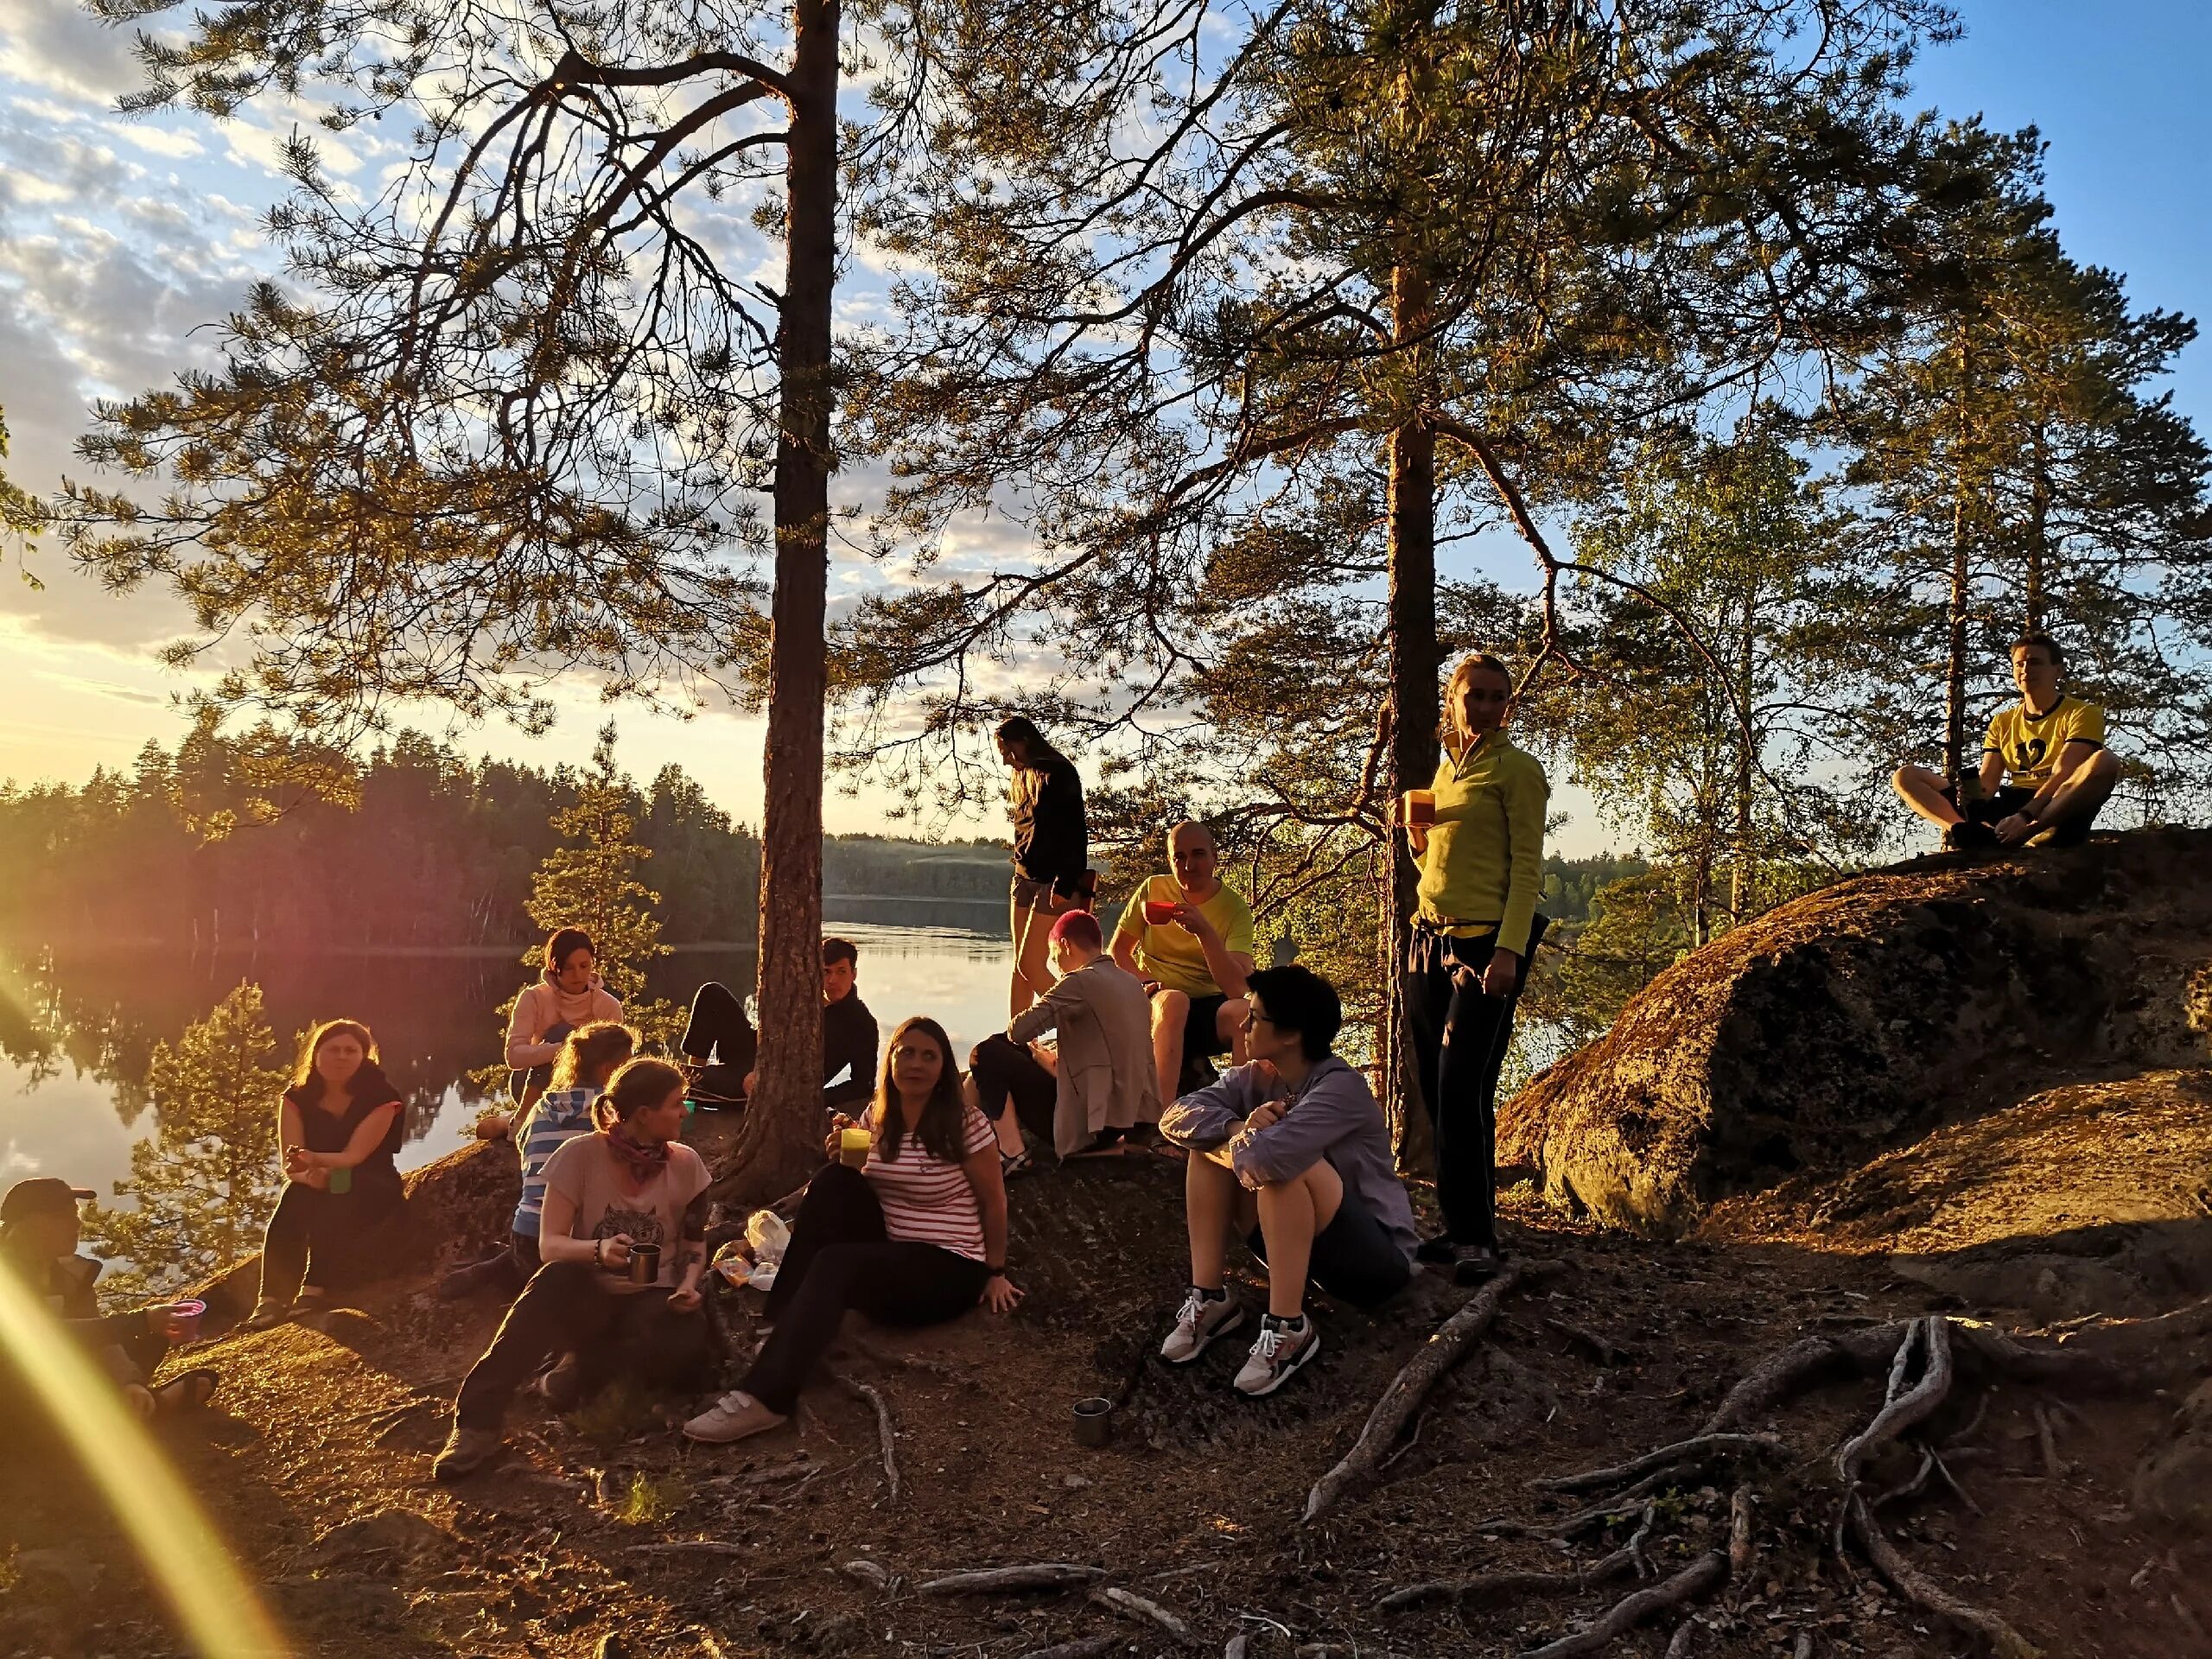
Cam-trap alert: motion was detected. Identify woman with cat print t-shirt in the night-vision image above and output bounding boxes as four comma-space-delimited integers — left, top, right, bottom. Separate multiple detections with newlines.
435, 1058, 712, 1481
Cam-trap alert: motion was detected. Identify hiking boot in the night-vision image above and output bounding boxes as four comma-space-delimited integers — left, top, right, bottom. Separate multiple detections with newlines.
432, 1423, 504, 1482
682, 1390, 789, 1446
1413, 1236, 1456, 1266
1160, 1286, 1245, 1365
1233, 1313, 1320, 1397
240, 1298, 292, 1332
1942, 820, 1999, 852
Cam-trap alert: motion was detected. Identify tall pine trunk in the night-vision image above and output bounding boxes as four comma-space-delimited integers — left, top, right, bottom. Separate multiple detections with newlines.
1730, 586, 1756, 928
1943, 327, 1975, 795
731, 0, 840, 1200
2026, 420, 2050, 632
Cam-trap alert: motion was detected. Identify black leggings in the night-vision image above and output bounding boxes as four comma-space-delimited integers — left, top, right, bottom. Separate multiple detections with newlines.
1405, 918, 1547, 1251
681, 982, 760, 1096
444, 1230, 543, 1298
967, 1034, 1057, 1142
454, 1260, 711, 1427
258, 1178, 404, 1302
741, 1164, 988, 1414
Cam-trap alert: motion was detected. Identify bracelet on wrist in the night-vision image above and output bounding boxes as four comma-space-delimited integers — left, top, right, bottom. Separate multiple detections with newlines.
986, 1262, 1007, 1276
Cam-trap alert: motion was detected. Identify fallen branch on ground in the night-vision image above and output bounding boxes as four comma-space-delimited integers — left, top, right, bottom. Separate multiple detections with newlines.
1728, 1486, 1754, 1578
1303, 1262, 1541, 1523
1090, 1586, 1194, 1644
627, 1541, 747, 1557
1545, 1315, 1630, 1365
834, 1372, 899, 1504
920, 1563, 1108, 1596
1517, 1552, 1727, 1659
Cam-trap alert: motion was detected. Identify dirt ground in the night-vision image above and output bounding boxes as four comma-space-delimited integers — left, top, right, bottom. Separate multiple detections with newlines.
6, 1136, 2209, 1659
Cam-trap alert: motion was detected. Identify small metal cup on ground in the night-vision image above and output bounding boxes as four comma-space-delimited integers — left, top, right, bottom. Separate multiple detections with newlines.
1072, 1396, 1112, 1447
626, 1243, 661, 1287
839, 1127, 873, 1169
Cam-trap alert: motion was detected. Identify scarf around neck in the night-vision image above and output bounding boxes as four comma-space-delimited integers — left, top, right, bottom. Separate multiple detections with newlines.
603, 1125, 671, 1187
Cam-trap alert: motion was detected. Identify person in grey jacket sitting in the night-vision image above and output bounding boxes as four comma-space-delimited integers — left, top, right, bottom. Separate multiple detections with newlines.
1155, 964, 1418, 1396
969, 908, 1160, 1172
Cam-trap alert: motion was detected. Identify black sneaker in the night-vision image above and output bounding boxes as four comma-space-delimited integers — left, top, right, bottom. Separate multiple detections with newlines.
1450, 1244, 1505, 1285
1943, 820, 1999, 852
1414, 1236, 1457, 1266
1233, 1314, 1320, 1396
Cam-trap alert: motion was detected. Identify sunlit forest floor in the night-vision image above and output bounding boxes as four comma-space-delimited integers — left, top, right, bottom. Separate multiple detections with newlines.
7, 1124, 2209, 1658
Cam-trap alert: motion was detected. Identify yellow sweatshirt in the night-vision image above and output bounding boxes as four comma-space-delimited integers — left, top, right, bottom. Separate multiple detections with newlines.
1414, 732, 1548, 957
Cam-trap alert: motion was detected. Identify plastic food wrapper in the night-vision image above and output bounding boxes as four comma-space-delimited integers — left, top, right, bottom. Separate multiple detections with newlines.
712, 1211, 791, 1291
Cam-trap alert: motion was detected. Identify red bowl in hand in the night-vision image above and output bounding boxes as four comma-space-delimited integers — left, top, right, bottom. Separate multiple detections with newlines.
1141, 899, 1178, 925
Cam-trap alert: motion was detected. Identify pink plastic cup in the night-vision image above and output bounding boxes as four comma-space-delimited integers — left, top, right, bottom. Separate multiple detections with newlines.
167, 1299, 207, 1344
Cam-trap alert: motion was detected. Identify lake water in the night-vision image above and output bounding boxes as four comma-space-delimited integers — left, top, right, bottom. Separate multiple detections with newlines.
0, 904, 1017, 1206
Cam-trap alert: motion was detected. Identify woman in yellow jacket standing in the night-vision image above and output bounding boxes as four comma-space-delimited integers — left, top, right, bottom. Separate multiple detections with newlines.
1395, 652, 1548, 1283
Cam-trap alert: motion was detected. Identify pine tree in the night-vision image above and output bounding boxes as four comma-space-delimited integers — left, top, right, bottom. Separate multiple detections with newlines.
81, 983, 289, 1301
513, 724, 678, 1047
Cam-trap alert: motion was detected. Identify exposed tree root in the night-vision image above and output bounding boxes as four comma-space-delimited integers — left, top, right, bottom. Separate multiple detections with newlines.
1835, 1316, 1952, 1487
1537, 1433, 1783, 1495
918, 1563, 1109, 1596
1017, 1638, 1116, 1659
1302, 1262, 1538, 1522
1516, 1552, 1727, 1659
1664, 1618, 1698, 1657
1378, 1504, 1653, 1611
1847, 1492, 2039, 1659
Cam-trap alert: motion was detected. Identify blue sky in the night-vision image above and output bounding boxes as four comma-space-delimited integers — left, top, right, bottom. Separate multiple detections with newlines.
0, 0, 2206, 855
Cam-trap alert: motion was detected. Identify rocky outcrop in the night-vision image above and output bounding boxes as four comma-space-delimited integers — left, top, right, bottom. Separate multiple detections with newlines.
1498, 829, 2212, 1238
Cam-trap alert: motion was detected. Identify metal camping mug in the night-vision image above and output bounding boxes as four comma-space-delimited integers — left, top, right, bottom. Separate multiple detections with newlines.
1072, 1396, 1112, 1447
627, 1243, 661, 1287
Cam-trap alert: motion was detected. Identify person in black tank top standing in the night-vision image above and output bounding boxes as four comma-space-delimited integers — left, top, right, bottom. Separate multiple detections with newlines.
244, 1019, 407, 1329
997, 715, 1089, 1018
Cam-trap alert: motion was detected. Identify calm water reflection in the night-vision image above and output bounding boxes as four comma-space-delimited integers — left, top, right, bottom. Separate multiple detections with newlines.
0, 905, 1014, 1204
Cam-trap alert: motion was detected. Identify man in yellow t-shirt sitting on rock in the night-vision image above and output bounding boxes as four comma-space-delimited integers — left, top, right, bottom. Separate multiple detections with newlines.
1891, 632, 2120, 853
1112, 822, 1257, 1103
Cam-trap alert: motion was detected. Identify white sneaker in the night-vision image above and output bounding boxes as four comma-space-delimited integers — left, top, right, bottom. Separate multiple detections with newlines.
682, 1389, 789, 1446
1233, 1314, 1319, 1396
1160, 1286, 1245, 1364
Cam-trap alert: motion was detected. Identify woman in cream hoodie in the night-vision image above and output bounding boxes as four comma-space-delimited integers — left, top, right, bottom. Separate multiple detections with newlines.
507, 928, 625, 1109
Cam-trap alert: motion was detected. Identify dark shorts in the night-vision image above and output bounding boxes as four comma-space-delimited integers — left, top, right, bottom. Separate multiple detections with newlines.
1942, 783, 2095, 847
1181, 991, 1231, 1059
1942, 783, 2035, 825
1247, 1190, 1413, 1312
1012, 874, 1080, 913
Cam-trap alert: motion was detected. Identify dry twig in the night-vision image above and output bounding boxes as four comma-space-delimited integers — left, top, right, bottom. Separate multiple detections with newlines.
834, 1371, 900, 1503
1090, 1586, 1195, 1644
1537, 1434, 1782, 1495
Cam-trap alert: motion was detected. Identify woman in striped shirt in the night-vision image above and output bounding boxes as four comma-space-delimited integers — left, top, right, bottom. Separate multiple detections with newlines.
441, 1021, 638, 1300
683, 1016, 1021, 1446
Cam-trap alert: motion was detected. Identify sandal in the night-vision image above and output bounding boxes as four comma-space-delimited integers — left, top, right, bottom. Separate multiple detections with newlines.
241, 1299, 292, 1332
155, 1369, 220, 1414
999, 1148, 1035, 1179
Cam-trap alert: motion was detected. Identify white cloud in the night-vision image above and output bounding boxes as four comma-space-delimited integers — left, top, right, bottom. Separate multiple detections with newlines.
113, 123, 204, 159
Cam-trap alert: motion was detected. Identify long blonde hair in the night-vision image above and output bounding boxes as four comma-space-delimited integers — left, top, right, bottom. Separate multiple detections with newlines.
1440, 652, 1515, 744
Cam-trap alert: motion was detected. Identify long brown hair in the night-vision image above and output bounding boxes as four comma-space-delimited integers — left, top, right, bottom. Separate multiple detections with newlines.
289, 1019, 398, 1108
591, 1057, 685, 1132
872, 1017, 968, 1163
552, 1021, 638, 1091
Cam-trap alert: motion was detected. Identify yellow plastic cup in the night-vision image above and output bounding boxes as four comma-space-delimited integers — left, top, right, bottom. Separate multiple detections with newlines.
839, 1127, 872, 1169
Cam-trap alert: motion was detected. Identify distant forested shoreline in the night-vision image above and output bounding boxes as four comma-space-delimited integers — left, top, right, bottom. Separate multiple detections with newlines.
0, 726, 1635, 952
